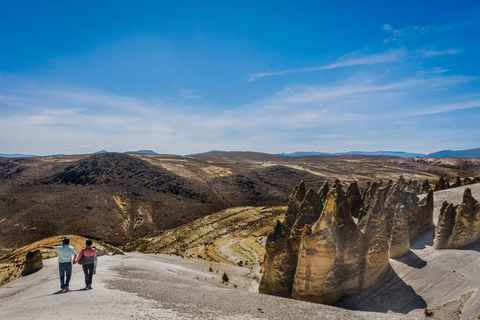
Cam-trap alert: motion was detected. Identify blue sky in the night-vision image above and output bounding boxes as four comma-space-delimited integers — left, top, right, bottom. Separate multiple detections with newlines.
1, 1, 479, 155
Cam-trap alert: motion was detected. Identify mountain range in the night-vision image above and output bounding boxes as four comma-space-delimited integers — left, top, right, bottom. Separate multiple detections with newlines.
2, 147, 480, 159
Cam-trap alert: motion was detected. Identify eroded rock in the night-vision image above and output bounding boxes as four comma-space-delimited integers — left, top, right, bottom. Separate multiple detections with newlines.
292, 184, 365, 304
389, 204, 410, 258
435, 188, 480, 249
22, 250, 43, 276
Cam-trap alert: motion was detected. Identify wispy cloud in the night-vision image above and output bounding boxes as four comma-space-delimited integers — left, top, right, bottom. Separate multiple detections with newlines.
249, 49, 404, 81
423, 49, 462, 57
411, 99, 480, 115
417, 67, 451, 76
383, 20, 479, 44
0, 71, 478, 155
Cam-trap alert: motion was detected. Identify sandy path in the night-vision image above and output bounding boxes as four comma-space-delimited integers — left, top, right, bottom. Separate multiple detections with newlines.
0, 252, 412, 319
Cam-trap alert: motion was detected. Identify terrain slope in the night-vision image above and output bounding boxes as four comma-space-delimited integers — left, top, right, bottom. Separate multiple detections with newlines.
1, 151, 480, 249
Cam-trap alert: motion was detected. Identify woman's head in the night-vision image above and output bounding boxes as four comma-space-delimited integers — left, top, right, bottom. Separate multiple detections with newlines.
86, 239, 93, 247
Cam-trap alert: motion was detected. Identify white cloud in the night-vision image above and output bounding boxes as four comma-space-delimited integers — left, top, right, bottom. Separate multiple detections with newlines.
423, 49, 462, 57
417, 67, 451, 75
249, 49, 405, 81
0, 72, 477, 155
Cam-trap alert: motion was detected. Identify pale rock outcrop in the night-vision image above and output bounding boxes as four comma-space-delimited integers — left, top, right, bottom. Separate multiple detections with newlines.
22, 250, 43, 276
359, 181, 382, 221
389, 204, 410, 258
434, 201, 458, 249
261, 177, 433, 305
406, 190, 434, 241
259, 182, 322, 296
95, 246, 108, 256
292, 184, 365, 304
435, 188, 480, 249
357, 186, 390, 288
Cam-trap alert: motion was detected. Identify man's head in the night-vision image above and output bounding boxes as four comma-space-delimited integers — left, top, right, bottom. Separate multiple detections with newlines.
61, 237, 70, 245
86, 239, 93, 247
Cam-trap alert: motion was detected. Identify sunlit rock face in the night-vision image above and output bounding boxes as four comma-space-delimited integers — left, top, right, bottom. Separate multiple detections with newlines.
389, 204, 410, 258
435, 188, 480, 249
357, 186, 390, 288
292, 184, 365, 304
407, 190, 434, 241
259, 181, 323, 296
261, 177, 433, 304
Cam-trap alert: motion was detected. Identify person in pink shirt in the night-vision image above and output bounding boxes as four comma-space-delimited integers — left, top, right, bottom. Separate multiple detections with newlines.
74, 239, 97, 289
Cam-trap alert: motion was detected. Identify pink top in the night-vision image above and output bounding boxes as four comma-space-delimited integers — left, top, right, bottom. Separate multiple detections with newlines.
75, 247, 97, 263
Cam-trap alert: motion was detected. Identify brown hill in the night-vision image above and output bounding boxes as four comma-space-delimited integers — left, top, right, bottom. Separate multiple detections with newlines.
1, 152, 479, 250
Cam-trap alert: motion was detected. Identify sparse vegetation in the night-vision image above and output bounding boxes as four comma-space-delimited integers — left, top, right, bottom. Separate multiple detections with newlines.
424, 308, 434, 317
222, 272, 229, 282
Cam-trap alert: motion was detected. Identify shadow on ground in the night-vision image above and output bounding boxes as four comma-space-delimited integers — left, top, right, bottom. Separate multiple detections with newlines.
393, 250, 427, 269
335, 266, 426, 314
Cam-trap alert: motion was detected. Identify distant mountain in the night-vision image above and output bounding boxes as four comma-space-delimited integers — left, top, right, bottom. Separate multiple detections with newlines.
280, 151, 426, 158
0, 153, 37, 158
124, 150, 158, 154
426, 147, 480, 158
94, 150, 108, 154
343, 151, 426, 158
279, 151, 332, 156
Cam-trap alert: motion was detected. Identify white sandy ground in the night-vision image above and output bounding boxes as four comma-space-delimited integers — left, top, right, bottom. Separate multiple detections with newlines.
1, 184, 480, 319
0, 253, 412, 319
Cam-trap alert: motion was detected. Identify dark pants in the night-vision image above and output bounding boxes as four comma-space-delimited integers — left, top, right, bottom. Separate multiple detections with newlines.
82, 263, 94, 286
59, 262, 72, 289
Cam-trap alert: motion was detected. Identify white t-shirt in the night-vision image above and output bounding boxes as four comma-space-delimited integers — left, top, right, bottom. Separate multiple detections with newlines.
54, 245, 76, 263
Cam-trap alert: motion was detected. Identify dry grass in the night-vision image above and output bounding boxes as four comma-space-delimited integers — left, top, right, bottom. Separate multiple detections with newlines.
0, 235, 115, 286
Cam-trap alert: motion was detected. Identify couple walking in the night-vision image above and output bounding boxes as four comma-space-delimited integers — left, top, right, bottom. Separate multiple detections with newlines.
39, 237, 98, 292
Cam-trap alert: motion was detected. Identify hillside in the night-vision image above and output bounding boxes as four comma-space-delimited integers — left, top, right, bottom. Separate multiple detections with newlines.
1, 151, 480, 250
129, 206, 286, 267
0, 235, 114, 286
426, 147, 480, 158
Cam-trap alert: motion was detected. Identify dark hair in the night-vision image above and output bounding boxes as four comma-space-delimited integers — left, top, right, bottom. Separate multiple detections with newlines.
62, 238, 70, 245
86, 239, 93, 246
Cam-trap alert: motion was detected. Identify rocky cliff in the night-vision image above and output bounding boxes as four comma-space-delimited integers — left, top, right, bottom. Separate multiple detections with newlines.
260, 177, 434, 305
434, 188, 480, 249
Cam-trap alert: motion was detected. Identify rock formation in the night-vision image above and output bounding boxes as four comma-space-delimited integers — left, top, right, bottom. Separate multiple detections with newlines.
261, 177, 434, 304
292, 184, 366, 304
346, 181, 363, 219
389, 204, 410, 258
112, 248, 125, 255
435, 177, 448, 191
421, 179, 431, 194
22, 250, 43, 276
357, 186, 390, 288
95, 246, 108, 256
406, 190, 434, 241
259, 181, 323, 296
434, 188, 480, 249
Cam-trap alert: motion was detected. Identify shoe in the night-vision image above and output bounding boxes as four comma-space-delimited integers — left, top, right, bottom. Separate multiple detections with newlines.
64, 287, 70, 292
87, 285, 92, 289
